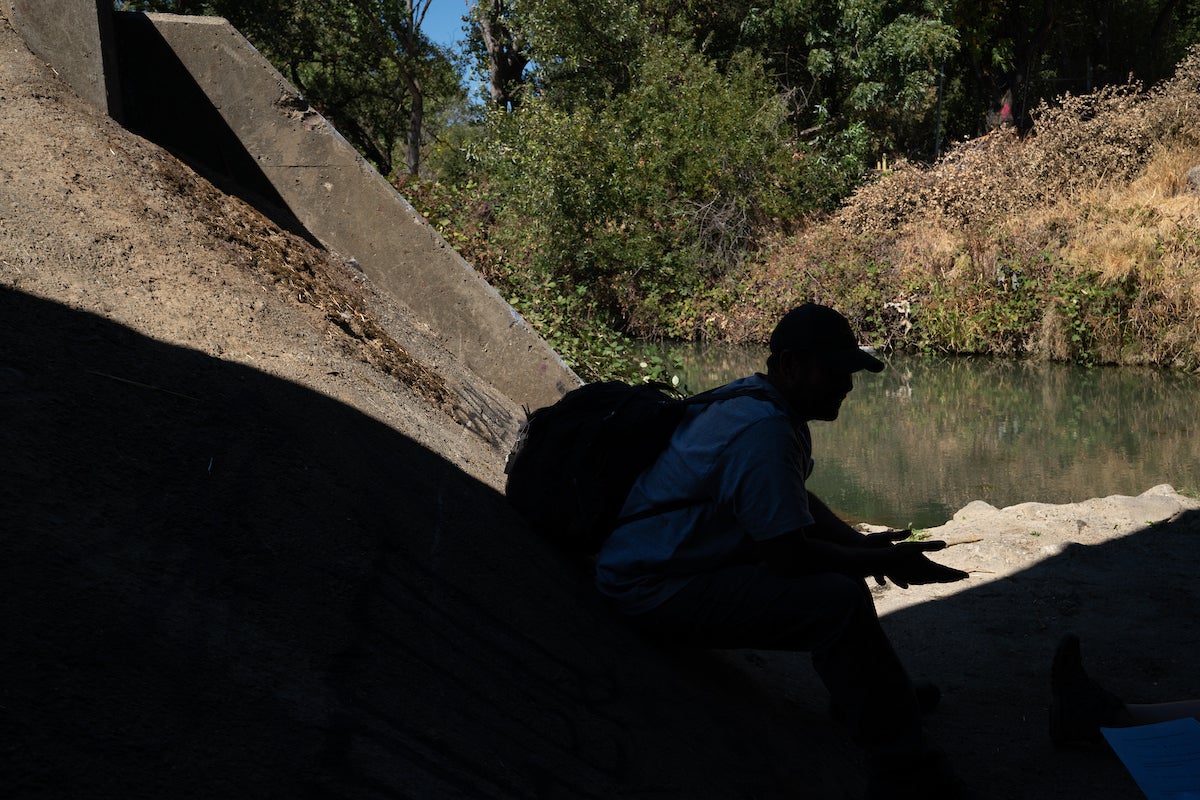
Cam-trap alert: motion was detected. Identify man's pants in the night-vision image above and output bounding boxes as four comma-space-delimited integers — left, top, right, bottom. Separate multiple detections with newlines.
625, 564, 923, 752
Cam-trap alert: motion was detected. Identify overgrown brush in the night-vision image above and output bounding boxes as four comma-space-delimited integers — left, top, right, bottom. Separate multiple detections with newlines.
721, 46, 1200, 371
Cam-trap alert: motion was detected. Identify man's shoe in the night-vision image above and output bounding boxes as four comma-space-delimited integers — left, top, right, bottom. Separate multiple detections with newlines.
1049, 633, 1132, 746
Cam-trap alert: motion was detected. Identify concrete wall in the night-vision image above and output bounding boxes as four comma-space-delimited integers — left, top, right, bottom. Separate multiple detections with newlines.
7, 3, 578, 412
4, 0, 119, 118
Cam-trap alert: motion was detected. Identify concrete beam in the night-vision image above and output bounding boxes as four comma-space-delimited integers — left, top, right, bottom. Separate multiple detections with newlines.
131, 13, 578, 411
4, 0, 120, 118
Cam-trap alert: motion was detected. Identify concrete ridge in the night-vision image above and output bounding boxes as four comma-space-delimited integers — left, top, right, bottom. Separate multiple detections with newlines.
6, 0, 579, 413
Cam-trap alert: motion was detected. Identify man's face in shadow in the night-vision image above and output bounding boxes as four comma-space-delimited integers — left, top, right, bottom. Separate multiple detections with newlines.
772, 351, 855, 421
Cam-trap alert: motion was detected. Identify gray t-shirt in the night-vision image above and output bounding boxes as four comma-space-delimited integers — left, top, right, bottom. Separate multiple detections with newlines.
594, 374, 815, 614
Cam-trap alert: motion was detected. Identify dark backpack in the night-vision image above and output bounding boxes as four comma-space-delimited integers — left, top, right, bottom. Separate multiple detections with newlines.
503, 380, 773, 556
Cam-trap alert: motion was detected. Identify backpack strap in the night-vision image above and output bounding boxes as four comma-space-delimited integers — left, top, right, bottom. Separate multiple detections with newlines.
681, 382, 786, 410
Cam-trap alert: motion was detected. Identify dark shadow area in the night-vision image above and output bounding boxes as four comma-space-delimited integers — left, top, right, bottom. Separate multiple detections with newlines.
7, 288, 1191, 798
0, 287, 850, 799
110, 11, 318, 246
93, 0, 124, 120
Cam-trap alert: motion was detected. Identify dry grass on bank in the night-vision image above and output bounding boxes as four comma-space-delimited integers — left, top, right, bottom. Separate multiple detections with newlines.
723, 47, 1200, 370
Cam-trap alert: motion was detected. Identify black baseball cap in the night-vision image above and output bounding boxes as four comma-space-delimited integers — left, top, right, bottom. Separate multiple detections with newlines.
769, 303, 885, 373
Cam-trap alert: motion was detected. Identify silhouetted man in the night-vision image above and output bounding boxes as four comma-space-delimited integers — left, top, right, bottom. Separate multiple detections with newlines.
595, 303, 971, 799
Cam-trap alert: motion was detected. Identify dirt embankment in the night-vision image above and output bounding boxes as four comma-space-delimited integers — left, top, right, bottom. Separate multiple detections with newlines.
4, 11, 1200, 799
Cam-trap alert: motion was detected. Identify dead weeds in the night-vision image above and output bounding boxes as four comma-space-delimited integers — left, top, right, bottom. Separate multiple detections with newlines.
148, 151, 452, 407
728, 46, 1200, 370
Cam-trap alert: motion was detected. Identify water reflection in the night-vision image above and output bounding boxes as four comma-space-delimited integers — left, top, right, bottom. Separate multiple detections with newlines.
647, 343, 1200, 528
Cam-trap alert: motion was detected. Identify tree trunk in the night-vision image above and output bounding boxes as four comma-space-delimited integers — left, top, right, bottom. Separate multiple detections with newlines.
1009, 0, 1057, 129
401, 0, 430, 175
1149, 0, 1183, 73
477, 0, 527, 110
406, 77, 423, 175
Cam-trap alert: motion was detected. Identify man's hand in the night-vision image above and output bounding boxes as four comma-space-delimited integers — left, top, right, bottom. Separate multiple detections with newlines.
860, 529, 911, 586
861, 529, 913, 546
859, 535, 969, 588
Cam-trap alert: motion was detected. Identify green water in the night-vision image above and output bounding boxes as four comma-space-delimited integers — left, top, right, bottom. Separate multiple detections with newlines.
648, 343, 1200, 529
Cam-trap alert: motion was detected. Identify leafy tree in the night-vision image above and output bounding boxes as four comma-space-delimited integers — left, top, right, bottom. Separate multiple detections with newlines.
504, 0, 650, 108
942, 0, 1199, 136
480, 35, 843, 335
715, 0, 959, 158
627, 0, 1198, 156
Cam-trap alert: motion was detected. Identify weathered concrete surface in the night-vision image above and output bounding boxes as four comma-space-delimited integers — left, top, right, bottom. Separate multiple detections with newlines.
5, 1, 576, 411
3, 0, 118, 117
130, 12, 578, 411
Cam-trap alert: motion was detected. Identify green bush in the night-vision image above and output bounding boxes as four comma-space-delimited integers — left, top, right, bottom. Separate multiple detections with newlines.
478, 37, 872, 351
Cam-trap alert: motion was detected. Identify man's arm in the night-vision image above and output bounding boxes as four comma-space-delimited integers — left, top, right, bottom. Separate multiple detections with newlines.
750, 527, 862, 575
749, 491, 875, 572
750, 522, 969, 587
805, 491, 870, 546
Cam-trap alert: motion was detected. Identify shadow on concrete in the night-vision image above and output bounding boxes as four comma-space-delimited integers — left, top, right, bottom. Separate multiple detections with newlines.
111, 11, 317, 245
1, 287, 856, 799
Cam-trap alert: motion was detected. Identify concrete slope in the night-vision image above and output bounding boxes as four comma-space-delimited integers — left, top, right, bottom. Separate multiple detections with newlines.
125, 11, 578, 412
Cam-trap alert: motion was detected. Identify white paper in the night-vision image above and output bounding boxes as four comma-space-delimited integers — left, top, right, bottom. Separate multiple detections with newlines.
1102, 718, 1200, 799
